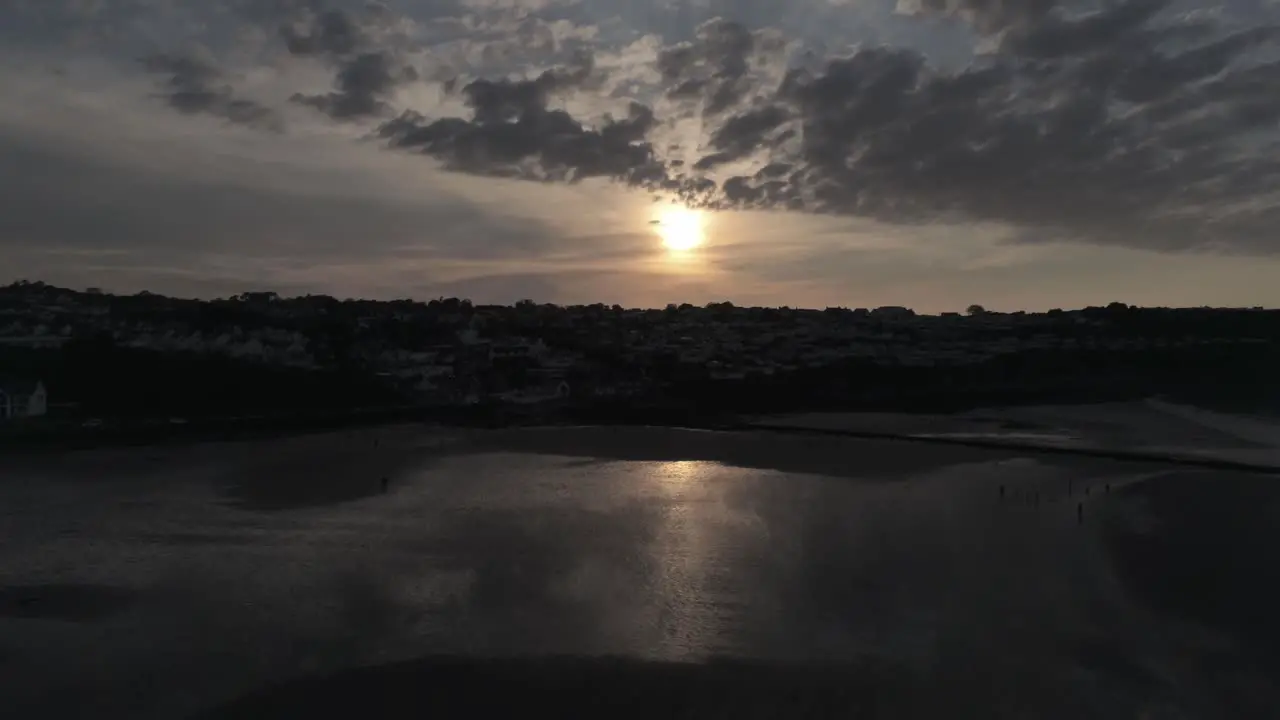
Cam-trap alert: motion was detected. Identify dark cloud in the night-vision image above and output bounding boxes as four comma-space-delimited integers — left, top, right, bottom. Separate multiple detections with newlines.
281, 8, 364, 56
378, 51, 669, 185
140, 53, 278, 129
460, 49, 599, 123
226, 0, 409, 27
1111, 25, 1280, 103
656, 17, 789, 117
693, 104, 790, 169
1001, 0, 1173, 58
292, 51, 419, 119
671, 0, 1280, 253
281, 5, 422, 120
114, 0, 1280, 255
906, 0, 1062, 35
368, 16, 792, 197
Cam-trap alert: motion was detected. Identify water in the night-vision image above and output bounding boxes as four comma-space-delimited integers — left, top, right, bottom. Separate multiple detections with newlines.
0, 425, 1276, 718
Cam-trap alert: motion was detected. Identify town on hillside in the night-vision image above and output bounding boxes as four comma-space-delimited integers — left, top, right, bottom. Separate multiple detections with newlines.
1, 280, 1277, 439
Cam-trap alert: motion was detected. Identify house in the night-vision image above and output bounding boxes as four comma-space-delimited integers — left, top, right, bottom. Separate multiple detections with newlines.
0, 379, 48, 420
871, 306, 916, 320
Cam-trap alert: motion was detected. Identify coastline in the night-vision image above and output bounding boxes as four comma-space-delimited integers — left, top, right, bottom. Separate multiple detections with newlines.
7, 398, 1278, 478
0, 398, 744, 456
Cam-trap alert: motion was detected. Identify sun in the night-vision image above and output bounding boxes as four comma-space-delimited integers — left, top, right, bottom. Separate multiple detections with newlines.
652, 206, 705, 251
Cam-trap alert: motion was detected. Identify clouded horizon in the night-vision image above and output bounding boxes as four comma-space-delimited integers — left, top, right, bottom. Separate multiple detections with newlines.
3, 0, 1279, 312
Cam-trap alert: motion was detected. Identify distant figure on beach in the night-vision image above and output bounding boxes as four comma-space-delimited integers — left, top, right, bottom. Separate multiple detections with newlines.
1077, 502, 1083, 524
1106, 484, 1111, 494
999, 485, 1005, 500
381, 476, 389, 493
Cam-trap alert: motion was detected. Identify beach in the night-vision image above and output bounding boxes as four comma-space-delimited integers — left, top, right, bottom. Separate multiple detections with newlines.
1, 413, 1278, 718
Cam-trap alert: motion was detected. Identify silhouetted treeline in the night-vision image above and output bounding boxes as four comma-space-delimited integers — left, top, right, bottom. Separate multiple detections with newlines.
3, 335, 398, 419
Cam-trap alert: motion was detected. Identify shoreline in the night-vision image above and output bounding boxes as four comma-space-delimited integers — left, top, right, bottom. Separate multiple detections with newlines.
5, 397, 1279, 475
0, 383, 1200, 456
0, 398, 747, 455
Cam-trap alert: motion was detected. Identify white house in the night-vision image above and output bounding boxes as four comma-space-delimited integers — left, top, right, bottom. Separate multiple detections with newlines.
0, 379, 48, 420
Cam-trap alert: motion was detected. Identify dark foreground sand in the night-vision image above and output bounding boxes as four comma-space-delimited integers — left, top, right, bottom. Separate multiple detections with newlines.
2, 424, 1278, 719
1105, 472, 1280, 670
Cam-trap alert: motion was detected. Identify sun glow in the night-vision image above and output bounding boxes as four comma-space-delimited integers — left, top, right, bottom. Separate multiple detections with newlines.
653, 206, 706, 251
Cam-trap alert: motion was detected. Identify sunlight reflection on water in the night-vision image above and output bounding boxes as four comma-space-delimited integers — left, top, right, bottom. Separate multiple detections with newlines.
3, 436, 1247, 719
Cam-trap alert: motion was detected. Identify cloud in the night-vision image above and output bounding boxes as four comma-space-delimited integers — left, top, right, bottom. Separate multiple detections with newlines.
656, 17, 791, 118
679, 0, 1280, 253
280, 5, 424, 120
140, 52, 280, 129
280, 7, 367, 56
8, 0, 1280, 266
896, 0, 1062, 35
378, 50, 671, 185
292, 50, 420, 119
361, 0, 1280, 253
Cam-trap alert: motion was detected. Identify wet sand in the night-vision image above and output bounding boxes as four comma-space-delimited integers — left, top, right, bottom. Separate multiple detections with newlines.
764, 400, 1276, 453
1, 425, 1277, 718
1105, 472, 1280, 668
0, 423, 462, 510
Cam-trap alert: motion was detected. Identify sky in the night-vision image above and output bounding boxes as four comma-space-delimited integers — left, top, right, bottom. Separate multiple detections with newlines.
2, 0, 1280, 312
